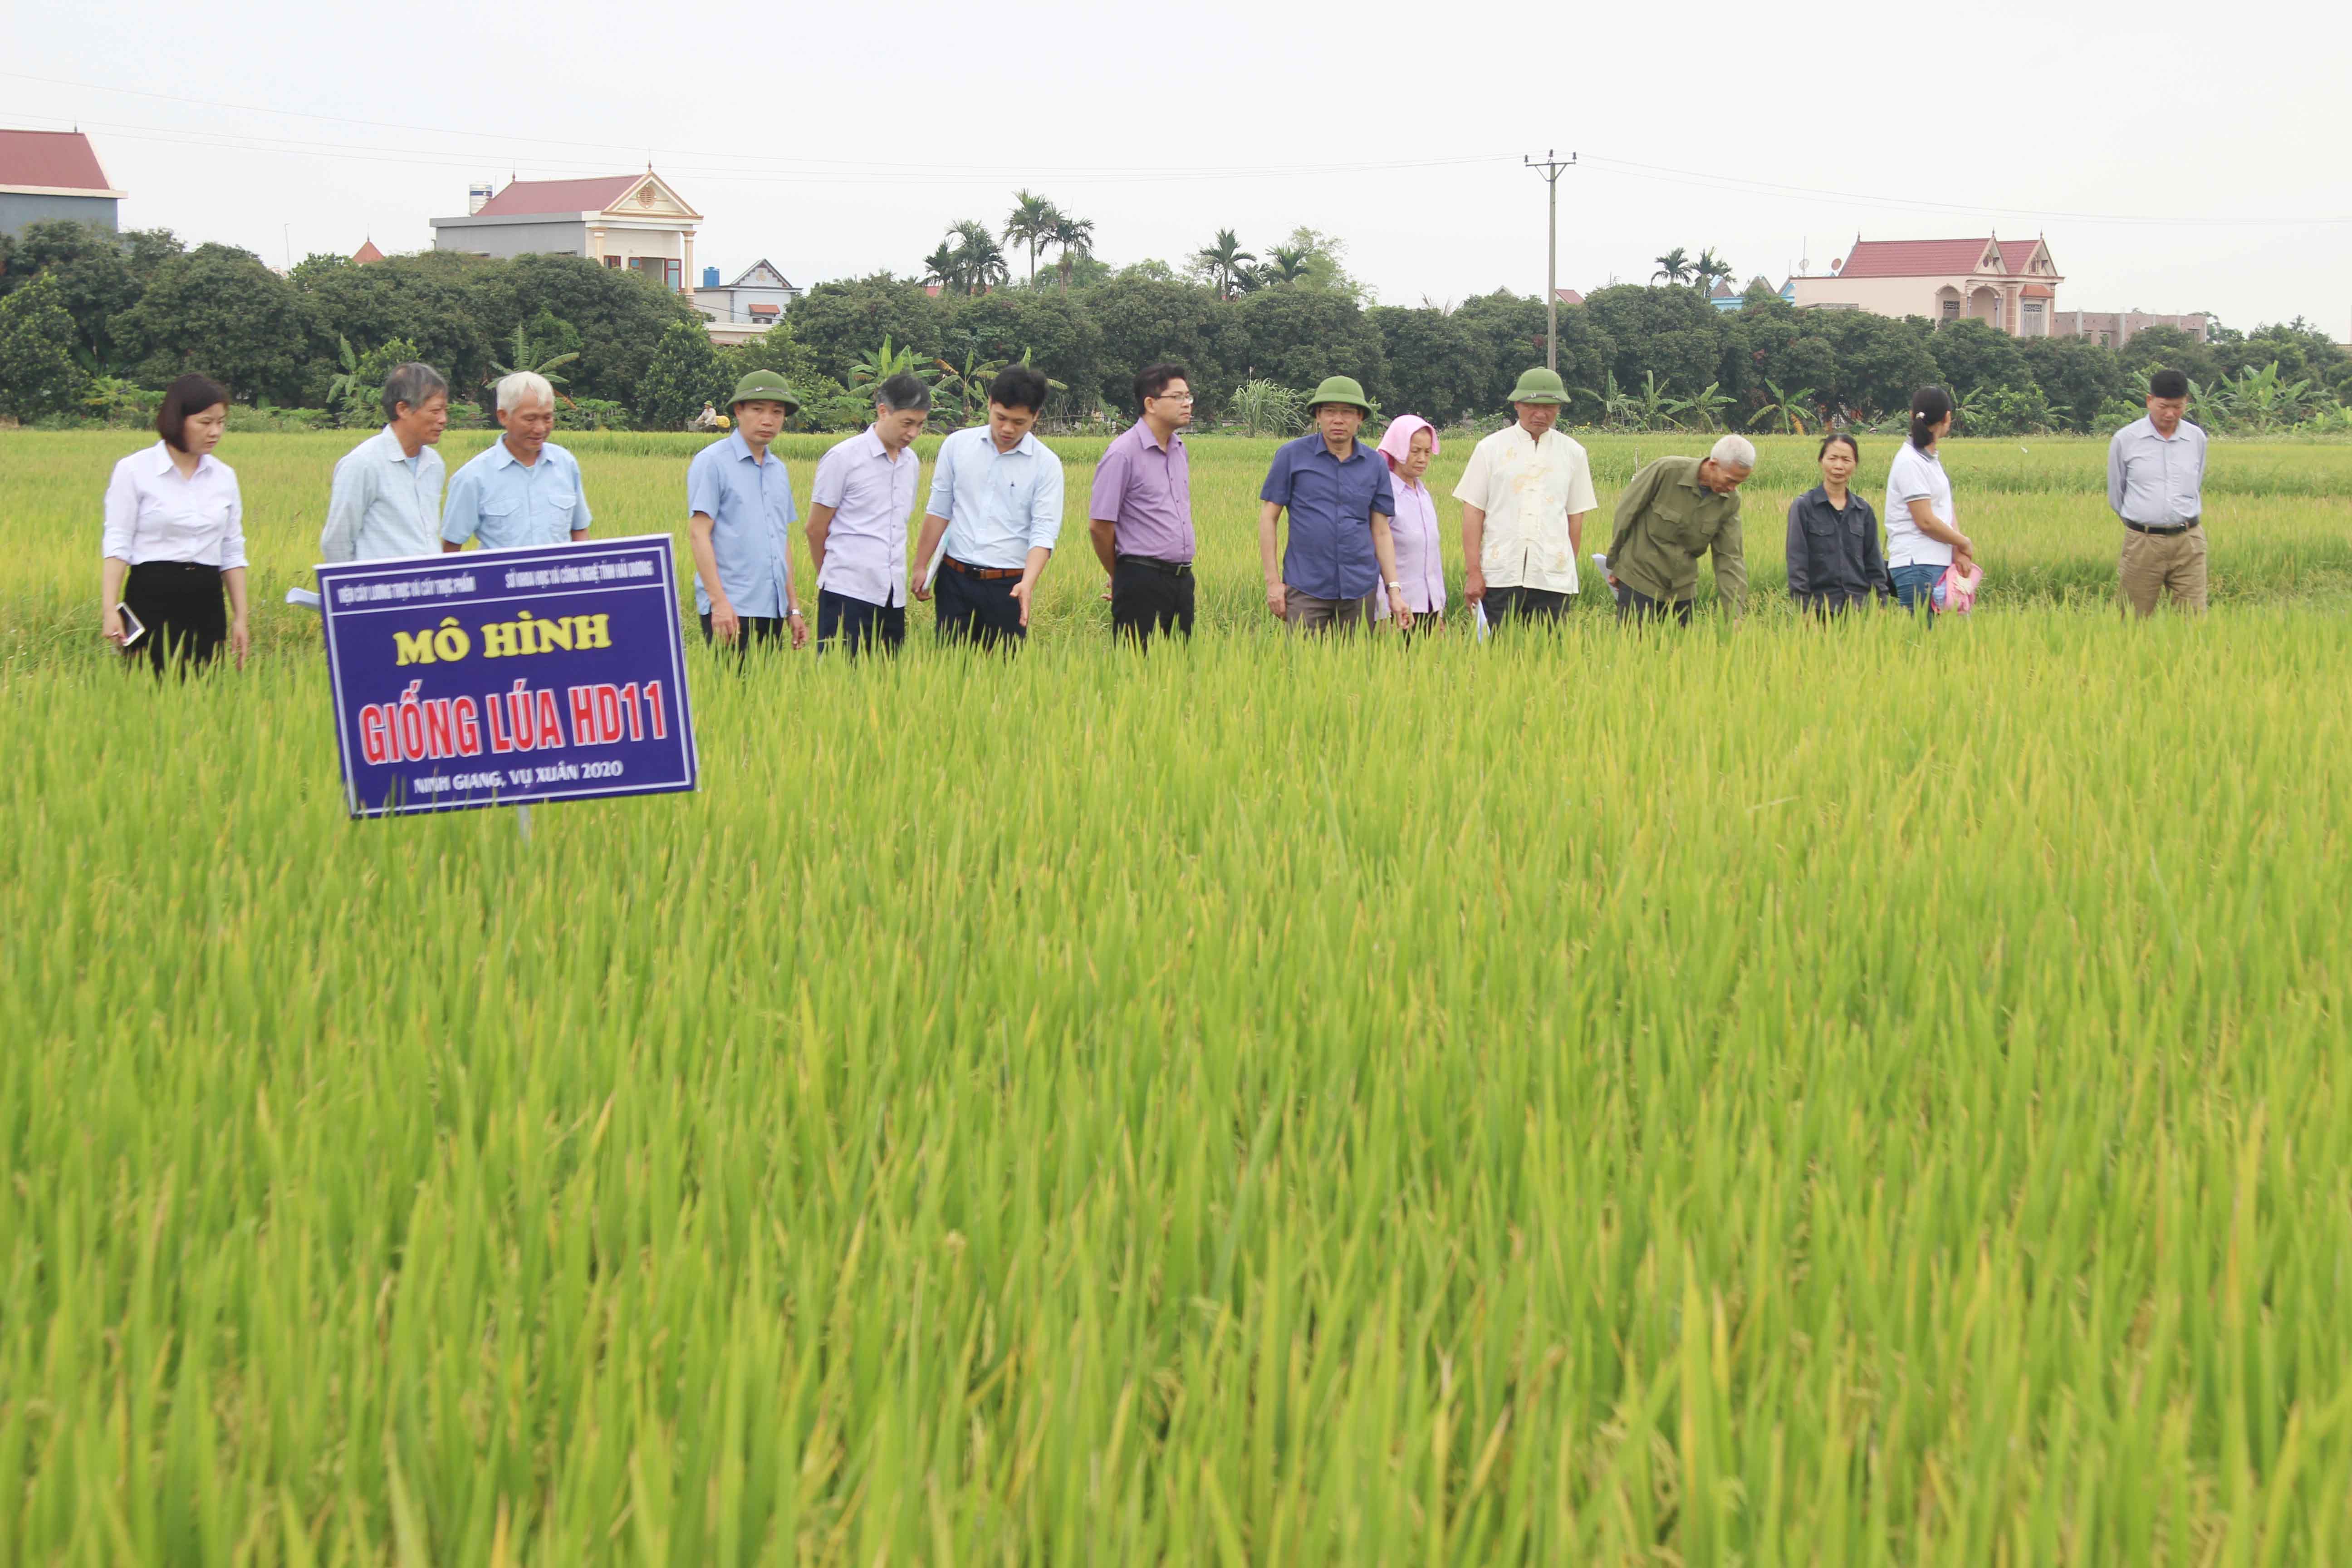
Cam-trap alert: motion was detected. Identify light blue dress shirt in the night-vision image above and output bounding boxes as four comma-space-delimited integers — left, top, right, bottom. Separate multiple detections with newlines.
320, 426, 446, 562
687, 430, 797, 617
2107, 416, 2207, 528
926, 425, 1065, 569
441, 438, 593, 549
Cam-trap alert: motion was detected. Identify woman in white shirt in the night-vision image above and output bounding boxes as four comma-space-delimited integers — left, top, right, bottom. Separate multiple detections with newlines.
102, 374, 250, 673
1882, 386, 1975, 613
1376, 414, 1445, 637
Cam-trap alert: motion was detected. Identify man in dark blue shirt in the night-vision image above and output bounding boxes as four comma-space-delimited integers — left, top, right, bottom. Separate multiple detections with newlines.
1257, 376, 1411, 634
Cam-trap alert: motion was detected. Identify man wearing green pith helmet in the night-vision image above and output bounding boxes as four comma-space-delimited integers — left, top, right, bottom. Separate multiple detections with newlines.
1256, 375, 1411, 635
1455, 366, 1598, 636
686, 371, 808, 653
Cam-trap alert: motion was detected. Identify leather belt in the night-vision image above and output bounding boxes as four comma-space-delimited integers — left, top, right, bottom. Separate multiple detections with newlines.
941, 556, 1022, 580
2124, 519, 2196, 536
1117, 554, 1193, 577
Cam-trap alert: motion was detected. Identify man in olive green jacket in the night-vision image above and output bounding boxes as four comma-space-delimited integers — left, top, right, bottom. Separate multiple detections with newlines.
1605, 434, 1756, 624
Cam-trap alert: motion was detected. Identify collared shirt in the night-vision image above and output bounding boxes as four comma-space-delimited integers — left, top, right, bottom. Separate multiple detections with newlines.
813, 426, 921, 606
1088, 420, 1193, 563
1784, 485, 1888, 611
1883, 443, 1955, 568
441, 438, 592, 551
1450, 424, 1599, 593
1388, 476, 1445, 613
2107, 416, 2206, 529
1605, 455, 1746, 610
1260, 433, 1396, 601
686, 430, 797, 617
320, 426, 446, 562
926, 424, 1065, 572
103, 441, 246, 569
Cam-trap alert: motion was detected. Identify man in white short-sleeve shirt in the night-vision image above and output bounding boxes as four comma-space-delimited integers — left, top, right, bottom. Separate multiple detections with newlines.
1454, 366, 1598, 635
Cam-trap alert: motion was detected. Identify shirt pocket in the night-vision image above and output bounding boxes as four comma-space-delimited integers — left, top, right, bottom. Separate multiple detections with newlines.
1801, 509, 1842, 539
480, 499, 520, 534
544, 490, 578, 524
1649, 494, 1708, 550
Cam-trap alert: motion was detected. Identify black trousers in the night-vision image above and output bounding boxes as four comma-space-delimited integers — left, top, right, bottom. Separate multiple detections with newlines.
1483, 585, 1572, 632
1613, 582, 1694, 626
124, 560, 226, 676
933, 563, 1026, 648
1112, 556, 1195, 646
699, 612, 791, 656
816, 589, 906, 656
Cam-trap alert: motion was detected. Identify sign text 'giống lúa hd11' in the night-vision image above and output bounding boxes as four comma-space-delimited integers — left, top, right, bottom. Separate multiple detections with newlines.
317, 537, 697, 817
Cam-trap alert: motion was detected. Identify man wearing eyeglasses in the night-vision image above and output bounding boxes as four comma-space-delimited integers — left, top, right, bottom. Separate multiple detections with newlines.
1089, 362, 1196, 646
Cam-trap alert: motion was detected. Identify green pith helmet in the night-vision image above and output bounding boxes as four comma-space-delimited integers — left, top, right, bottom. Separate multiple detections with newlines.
728, 370, 802, 414
1507, 366, 1571, 406
1304, 375, 1374, 415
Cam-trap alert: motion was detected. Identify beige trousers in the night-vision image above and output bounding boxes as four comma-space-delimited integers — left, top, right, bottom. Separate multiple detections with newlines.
2119, 524, 2207, 617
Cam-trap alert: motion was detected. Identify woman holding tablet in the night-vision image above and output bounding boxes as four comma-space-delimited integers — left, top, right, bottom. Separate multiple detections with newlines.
101, 373, 250, 674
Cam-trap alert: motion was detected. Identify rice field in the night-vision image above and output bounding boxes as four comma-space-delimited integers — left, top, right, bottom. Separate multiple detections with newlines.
4, 428, 2351, 1564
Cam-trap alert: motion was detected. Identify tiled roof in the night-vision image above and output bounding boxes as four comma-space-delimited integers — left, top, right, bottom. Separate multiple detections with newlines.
1554, 288, 1583, 306
1997, 240, 2045, 274
1836, 237, 2004, 278
352, 238, 386, 264
472, 175, 642, 218
0, 129, 118, 192
2021, 284, 2054, 298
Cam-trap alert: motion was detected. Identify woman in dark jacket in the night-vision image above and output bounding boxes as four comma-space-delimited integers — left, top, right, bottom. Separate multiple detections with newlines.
1786, 432, 1889, 613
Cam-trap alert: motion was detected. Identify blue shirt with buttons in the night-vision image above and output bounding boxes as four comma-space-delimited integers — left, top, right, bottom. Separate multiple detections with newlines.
686, 430, 798, 617
1259, 433, 1396, 600
441, 438, 593, 550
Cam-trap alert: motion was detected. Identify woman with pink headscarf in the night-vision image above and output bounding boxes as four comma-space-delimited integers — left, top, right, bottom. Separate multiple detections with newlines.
1377, 415, 1445, 637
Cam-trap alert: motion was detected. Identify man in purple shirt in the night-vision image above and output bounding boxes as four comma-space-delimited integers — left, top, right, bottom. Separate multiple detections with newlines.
1089, 362, 1196, 646
806, 372, 929, 656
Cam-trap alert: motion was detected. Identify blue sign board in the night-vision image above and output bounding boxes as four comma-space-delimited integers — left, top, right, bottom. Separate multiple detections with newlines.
316, 537, 698, 818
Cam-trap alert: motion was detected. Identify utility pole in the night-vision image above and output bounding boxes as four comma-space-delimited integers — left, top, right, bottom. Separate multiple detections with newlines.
1524, 150, 1577, 372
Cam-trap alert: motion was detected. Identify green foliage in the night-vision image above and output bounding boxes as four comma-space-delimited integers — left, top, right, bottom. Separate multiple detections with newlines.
1226, 378, 1306, 437
847, 335, 939, 401
1748, 377, 1818, 435
114, 242, 310, 404
0, 275, 88, 420
1192, 228, 1254, 301
0, 218, 182, 371
718, 325, 821, 392
1231, 286, 1385, 400
633, 319, 725, 431
489, 309, 585, 388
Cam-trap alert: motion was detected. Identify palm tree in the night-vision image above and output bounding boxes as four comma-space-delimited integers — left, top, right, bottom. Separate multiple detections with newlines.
1749, 379, 1819, 435
1693, 247, 1734, 298
1264, 245, 1311, 284
921, 242, 958, 294
1194, 228, 1255, 300
1003, 190, 1060, 286
1049, 212, 1096, 291
1652, 246, 1693, 287
949, 219, 1008, 295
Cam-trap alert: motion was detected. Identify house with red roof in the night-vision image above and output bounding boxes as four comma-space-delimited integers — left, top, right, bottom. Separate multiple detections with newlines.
0, 129, 125, 238
430, 170, 702, 295
1789, 235, 2063, 337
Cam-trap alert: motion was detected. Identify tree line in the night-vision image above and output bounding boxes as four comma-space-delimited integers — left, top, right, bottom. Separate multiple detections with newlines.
4, 214, 2348, 438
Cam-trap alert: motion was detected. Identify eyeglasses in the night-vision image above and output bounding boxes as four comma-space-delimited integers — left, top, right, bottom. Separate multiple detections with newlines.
1149, 391, 1196, 404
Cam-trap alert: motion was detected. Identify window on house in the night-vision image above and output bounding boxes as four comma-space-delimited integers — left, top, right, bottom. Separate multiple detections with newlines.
2023, 302, 2044, 336
603, 255, 621, 269
627, 256, 682, 290
1941, 299, 1961, 320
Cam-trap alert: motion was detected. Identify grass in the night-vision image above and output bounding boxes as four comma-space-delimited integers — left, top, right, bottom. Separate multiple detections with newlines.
2, 429, 2350, 1563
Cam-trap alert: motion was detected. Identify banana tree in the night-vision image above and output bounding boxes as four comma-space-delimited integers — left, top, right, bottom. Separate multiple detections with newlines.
1632, 371, 1689, 431
1684, 381, 1733, 432
1749, 379, 1818, 435
848, 336, 941, 402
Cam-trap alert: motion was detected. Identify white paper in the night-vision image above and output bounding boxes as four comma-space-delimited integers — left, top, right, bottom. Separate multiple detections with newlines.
1473, 600, 1490, 643
284, 587, 323, 612
920, 532, 951, 593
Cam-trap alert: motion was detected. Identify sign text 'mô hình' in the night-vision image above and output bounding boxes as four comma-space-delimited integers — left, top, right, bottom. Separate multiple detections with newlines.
316, 537, 698, 817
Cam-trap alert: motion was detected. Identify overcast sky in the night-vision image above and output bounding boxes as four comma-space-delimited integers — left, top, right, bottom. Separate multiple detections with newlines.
8, 0, 2347, 336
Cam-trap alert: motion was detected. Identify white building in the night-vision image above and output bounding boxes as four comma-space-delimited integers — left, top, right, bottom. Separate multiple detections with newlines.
1789, 235, 2063, 337
694, 259, 802, 345
431, 171, 701, 295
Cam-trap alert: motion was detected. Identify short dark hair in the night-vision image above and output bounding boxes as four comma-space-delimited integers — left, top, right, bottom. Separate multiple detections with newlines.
989, 363, 1050, 414
2148, 368, 2190, 400
1908, 385, 1954, 450
1818, 431, 1859, 461
381, 362, 449, 422
156, 373, 230, 452
1134, 362, 1190, 410
874, 372, 932, 413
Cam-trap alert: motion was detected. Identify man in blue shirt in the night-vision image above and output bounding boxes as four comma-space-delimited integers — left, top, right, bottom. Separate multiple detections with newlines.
686, 371, 807, 652
1257, 376, 1411, 634
911, 364, 1065, 648
440, 372, 591, 552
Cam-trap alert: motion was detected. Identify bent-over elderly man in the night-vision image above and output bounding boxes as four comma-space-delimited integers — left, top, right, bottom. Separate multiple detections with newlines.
1456, 365, 1598, 636
806, 371, 929, 656
2108, 367, 2209, 616
1605, 434, 1755, 625
440, 372, 591, 552
320, 362, 449, 562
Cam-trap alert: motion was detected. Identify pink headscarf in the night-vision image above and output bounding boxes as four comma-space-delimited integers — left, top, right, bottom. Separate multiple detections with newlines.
1377, 415, 1438, 485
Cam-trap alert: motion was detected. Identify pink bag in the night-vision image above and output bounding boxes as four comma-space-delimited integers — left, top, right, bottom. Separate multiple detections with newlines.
1935, 561, 1982, 614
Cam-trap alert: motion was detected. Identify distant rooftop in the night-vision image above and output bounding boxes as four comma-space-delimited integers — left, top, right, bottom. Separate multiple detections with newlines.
0, 129, 122, 194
